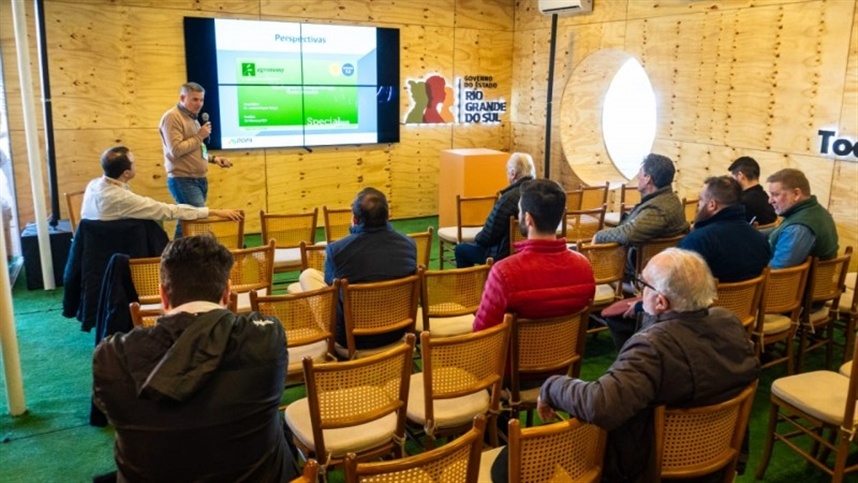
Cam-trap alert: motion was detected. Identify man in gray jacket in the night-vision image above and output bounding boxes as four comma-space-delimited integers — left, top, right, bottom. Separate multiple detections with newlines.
535, 248, 759, 483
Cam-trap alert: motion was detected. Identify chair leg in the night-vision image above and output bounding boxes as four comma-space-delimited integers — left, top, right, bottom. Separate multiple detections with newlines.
843, 315, 856, 364
755, 401, 780, 480
825, 323, 834, 370
796, 326, 808, 373
832, 429, 851, 483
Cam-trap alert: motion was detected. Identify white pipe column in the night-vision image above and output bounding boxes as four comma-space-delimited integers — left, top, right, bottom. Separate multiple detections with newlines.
0, 195, 26, 415
12, 0, 55, 290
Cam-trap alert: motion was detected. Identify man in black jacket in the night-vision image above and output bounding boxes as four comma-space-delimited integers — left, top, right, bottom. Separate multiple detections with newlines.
728, 156, 777, 226
93, 235, 298, 482
454, 152, 536, 267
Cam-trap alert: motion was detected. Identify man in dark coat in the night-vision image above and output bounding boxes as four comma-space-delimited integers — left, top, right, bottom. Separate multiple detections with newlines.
728, 156, 777, 226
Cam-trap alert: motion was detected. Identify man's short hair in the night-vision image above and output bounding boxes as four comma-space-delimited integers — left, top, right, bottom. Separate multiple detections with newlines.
181, 82, 205, 95
101, 146, 132, 179
160, 235, 234, 307
507, 152, 536, 179
519, 179, 566, 234
728, 156, 760, 181
703, 176, 742, 206
767, 168, 811, 196
352, 187, 389, 228
647, 248, 716, 312
641, 153, 675, 189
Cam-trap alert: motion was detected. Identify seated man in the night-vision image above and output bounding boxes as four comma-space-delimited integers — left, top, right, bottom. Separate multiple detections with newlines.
81, 145, 242, 223
93, 235, 298, 482
727, 156, 777, 226
454, 152, 535, 268
592, 153, 687, 279
299, 187, 416, 350
473, 178, 595, 332
533, 248, 759, 483
766, 168, 838, 268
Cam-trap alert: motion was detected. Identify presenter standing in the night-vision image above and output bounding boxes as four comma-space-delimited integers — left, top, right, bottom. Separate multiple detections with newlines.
159, 82, 232, 209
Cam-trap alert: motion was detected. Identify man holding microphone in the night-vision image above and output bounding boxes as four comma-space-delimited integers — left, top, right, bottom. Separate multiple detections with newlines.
159, 82, 232, 215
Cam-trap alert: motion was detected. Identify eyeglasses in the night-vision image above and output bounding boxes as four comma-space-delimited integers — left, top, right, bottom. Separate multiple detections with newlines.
636, 276, 658, 293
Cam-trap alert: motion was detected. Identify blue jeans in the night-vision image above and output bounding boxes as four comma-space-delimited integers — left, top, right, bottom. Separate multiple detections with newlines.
167, 176, 207, 238
454, 242, 489, 268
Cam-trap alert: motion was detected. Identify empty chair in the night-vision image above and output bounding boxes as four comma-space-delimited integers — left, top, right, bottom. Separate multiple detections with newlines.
756, 338, 858, 482
565, 189, 583, 212
407, 320, 510, 449
655, 381, 757, 482
579, 181, 609, 210
259, 209, 318, 275
713, 269, 767, 334
437, 194, 497, 269
250, 282, 338, 384
181, 213, 245, 249
64, 190, 85, 234
407, 226, 434, 269
479, 417, 607, 483
336, 272, 421, 360
323, 205, 353, 243
836, 271, 858, 363
565, 205, 607, 248
284, 335, 415, 479
418, 260, 493, 337
229, 240, 275, 313
578, 242, 627, 334
344, 415, 485, 483
604, 183, 639, 227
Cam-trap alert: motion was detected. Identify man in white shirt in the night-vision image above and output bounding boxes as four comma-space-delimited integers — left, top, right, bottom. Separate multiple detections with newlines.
81, 145, 242, 223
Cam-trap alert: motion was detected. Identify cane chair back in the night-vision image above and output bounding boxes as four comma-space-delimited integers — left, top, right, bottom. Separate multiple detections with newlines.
633, 234, 686, 292
508, 308, 590, 425
682, 197, 699, 225
338, 271, 421, 360
65, 191, 85, 234
260, 209, 318, 273
579, 182, 609, 210
579, 242, 627, 334
756, 337, 858, 482
796, 247, 853, 372
508, 216, 527, 255
418, 260, 493, 337
299, 240, 327, 272
438, 194, 497, 268
407, 321, 510, 449
251, 282, 338, 383
284, 335, 415, 477
181, 213, 245, 249
345, 415, 485, 483
565, 190, 583, 212
129, 302, 162, 328
837, 272, 858, 364
713, 269, 768, 334
323, 206, 353, 243
566, 205, 607, 247
229, 240, 275, 313
655, 380, 758, 482
407, 227, 434, 269
291, 459, 319, 483
753, 259, 811, 373
128, 256, 162, 306
478, 417, 606, 483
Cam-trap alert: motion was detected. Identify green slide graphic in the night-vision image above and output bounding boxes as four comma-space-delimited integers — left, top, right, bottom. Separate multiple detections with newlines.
236, 86, 359, 129
303, 86, 358, 129
237, 58, 301, 84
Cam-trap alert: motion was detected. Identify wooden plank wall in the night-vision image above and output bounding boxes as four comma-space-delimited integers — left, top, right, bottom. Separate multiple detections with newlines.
513, 0, 858, 270
0, 0, 516, 235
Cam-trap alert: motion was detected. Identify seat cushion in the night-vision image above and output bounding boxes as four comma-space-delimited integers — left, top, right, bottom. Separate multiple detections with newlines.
273, 247, 302, 270
478, 446, 504, 482
334, 338, 406, 360
284, 395, 398, 458
840, 361, 852, 377
286, 282, 302, 294
771, 370, 855, 426
287, 341, 329, 375
236, 288, 267, 314
603, 212, 621, 227
762, 313, 792, 335
437, 226, 482, 244
406, 372, 490, 428
809, 306, 831, 324
593, 284, 617, 306
415, 307, 475, 337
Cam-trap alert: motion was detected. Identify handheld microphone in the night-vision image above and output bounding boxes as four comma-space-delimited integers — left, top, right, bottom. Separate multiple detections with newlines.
201, 112, 210, 144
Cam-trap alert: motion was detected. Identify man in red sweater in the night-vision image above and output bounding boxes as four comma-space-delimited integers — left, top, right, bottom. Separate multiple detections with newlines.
473, 179, 595, 332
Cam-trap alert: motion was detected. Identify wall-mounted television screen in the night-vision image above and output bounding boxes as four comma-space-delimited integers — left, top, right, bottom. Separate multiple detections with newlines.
184, 17, 400, 150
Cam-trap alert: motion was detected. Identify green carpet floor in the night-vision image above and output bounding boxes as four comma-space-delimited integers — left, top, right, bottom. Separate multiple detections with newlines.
0, 216, 849, 482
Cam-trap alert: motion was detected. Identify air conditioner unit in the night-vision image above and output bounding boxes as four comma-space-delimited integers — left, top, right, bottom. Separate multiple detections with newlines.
538, 0, 593, 16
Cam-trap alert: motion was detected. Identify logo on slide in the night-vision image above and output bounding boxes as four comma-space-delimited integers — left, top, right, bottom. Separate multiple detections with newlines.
342, 63, 355, 76
242, 63, 256, 77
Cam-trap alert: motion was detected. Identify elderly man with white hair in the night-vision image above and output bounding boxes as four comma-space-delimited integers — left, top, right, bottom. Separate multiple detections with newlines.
531, 248, 760, 483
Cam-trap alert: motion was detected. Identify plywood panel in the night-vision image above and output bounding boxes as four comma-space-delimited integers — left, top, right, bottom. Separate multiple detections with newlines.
261, 0, 455, 27
454, 0, 515, 31
392, 127, 450, 218
841, 6, 858, 136
830, 161, 858, 271
515, 0, 628, 31
626, 0, 810, 19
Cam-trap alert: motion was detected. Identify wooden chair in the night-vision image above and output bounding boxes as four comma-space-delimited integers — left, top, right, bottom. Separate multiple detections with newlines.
479, 417, 607, 483
565, 189, 583, 212
286, 241, 328, 294
655, 380, 758, 482
507, 308, 590, 426
64, 190, 85, 234
604, 183, 639, 227
579, 181, 609, 210
753, 218, 780, 231
229, 240, 275, 313
418, 260, 493, 337
344, 415, 485, 483
508, 215, 527, 255
681, 197, 699, 225
632, 234, 686, 293
796, 247, 853, 372
283, 335, 415, 478
250, 282, 338, 384
291, 459, 319, 483
578, 242, 627, 334
127, 256, 162, 307
713, 269, 767, 335
129, 301, 162, 328
336, 271, 421, 360
565, 204, 607, 248
437, 194, 497, 269
836, 271, 858, 363
752, 259, 811, 374
407, 320, 510, 449
181, 213, 245, 249
756, 337, 858, 483
323, 205, 353, 243
407, 226, 434, 269
260, 209, 318, 275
